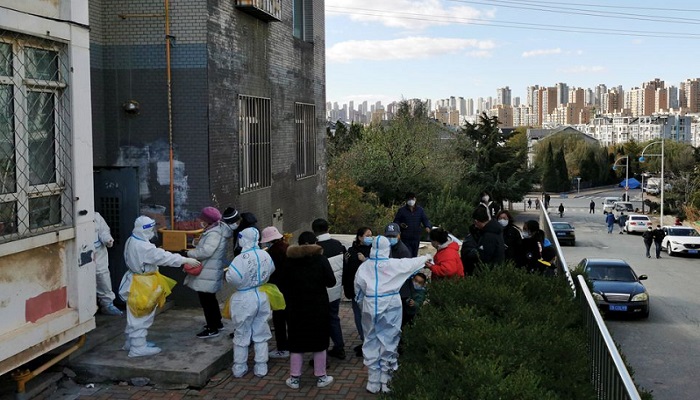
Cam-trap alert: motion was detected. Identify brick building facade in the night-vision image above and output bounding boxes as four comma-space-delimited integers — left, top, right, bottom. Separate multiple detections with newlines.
89, 0, 327, 237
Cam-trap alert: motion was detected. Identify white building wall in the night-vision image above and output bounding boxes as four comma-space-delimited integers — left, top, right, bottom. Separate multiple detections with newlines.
0, 0, 96, 376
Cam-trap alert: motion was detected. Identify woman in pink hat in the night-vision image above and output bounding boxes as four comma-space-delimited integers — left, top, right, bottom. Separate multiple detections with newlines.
260, 226, 290, 359
183, 206, 231, 338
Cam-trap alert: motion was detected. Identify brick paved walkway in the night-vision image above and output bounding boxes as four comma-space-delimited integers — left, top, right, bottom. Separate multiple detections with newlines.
77, 301, 376, 399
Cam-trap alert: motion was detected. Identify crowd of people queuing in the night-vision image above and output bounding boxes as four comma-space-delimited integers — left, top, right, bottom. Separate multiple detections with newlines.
98, 189, 558, 394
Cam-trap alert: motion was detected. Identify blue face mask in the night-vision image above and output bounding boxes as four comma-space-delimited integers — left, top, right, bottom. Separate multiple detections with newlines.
362, 237, 373, 246
389, 237, 399, 246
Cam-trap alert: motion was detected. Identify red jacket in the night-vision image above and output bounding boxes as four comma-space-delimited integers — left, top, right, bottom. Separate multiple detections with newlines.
431, 241, 464, 278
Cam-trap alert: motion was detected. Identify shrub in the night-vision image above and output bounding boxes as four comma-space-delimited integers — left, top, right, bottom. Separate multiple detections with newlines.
390, 266, 596, 400
327, 172, 395, 235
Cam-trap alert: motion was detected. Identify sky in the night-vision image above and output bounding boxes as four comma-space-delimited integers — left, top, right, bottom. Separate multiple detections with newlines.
325, 0, 700, 106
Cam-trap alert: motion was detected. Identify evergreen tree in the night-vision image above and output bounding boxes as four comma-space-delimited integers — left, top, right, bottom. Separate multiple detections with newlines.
555, 149, 570, 191
541, 143, 558, 192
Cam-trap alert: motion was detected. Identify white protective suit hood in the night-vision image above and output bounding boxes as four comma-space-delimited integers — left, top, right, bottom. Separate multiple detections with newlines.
369, 235, 391, 259
237, 227, 260, 251
132, 216, 157, 241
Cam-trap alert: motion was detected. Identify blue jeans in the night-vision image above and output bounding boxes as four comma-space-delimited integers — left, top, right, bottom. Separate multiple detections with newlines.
607, 223, 614, 233
329, 299, 344, 349
352, 299, 364, 340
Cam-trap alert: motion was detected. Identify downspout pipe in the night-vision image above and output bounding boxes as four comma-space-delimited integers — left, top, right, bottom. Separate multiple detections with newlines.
12, 334, 87, 400
165, 0, 175, 229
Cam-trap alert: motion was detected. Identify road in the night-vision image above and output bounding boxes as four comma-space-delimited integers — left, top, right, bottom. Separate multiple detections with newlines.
548, 189, 700, 400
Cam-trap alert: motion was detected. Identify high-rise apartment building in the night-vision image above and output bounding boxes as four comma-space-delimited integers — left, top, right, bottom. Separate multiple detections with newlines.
526, 85, 539, 107
594, 84, 607, 106
556, 82, 569, 105
496, 86, 512, 106
466, 98, 474, 116
539, 87, 557, 124
458, 97, 466, 116
513, 96, 521, 107
668, 86, 679, 109
680, 78, 700, 113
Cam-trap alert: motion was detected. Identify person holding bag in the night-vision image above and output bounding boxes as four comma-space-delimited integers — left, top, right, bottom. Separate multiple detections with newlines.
183, 207, 231, 339
118, 216, 201, 358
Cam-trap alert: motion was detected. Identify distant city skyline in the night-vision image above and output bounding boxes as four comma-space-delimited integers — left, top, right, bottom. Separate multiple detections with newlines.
326, 0, 700, 107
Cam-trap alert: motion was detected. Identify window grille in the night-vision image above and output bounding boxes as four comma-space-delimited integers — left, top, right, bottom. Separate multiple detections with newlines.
0, 30, 73, 243
295, 102, 316, 179
239, 95, 271, 193
293, 0, 314, 42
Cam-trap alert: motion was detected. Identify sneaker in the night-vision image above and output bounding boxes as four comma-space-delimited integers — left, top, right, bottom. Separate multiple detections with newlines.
196, 328, 220, 339
268, 350, 290, 359
327, 347, 346, 360
366, 382, 381, 394
285, 376, 300, 389
101, 304, 123, 316
316, 375, 334, 388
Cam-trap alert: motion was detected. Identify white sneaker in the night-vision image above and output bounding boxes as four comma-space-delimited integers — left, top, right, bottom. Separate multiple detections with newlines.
285, 376, 300, 389
316, 375, 334, 388
128, 345, 161, 358
268, 350, 290, 359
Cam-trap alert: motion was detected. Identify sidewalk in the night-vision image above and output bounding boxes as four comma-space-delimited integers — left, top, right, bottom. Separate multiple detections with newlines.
68, 301, 374, 400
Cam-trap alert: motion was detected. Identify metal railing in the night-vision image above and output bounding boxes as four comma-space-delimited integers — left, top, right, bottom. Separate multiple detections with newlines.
539, 209, 642, 400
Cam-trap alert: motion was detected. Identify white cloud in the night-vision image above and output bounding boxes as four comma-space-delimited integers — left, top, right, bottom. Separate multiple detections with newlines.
466, 50, 493, 58
556, 65, 606, 73
521, 48, 561, 58
326, 0, 496, 30
328, 37, 496, 63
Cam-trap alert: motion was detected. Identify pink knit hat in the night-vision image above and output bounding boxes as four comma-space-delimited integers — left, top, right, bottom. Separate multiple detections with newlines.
260, 226, 283, 243
199, 207, 221, 225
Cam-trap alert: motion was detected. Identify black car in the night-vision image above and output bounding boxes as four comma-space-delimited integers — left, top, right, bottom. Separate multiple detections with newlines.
577, 258, 649, 318
552, 221, 575, 246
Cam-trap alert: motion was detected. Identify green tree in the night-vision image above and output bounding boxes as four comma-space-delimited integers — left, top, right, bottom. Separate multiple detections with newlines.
555, 149, 570, 191
541, 143, 559, 192
457, 113, 533, 206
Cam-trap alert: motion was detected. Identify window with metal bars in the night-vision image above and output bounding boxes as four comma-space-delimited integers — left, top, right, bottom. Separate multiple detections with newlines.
293, 0, 314, 42
0, 31, 73, 242
239, 95, 271, 193
295, 102, 316, 179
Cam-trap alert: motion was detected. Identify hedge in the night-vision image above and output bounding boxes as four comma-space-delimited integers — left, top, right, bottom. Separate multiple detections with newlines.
389, 266, 597, 400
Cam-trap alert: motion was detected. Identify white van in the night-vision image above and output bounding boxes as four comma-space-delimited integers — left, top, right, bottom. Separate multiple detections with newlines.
602, 197, 621, 214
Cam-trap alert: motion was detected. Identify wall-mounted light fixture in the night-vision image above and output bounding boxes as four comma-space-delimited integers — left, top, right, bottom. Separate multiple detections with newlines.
122, 100, 140, 115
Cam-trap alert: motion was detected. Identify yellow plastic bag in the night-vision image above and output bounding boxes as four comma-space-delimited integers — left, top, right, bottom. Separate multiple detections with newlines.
127, 272, 177, 318
259, 283, 286, 311
222, 293, 234, 320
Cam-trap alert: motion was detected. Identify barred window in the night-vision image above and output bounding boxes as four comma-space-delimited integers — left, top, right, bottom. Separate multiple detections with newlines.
293, 0, 314, 42
295, 102, 316, 179
0, 32, 72, 242
239, 95, 271, 193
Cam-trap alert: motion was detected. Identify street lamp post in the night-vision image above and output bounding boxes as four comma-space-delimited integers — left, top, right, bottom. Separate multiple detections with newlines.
612, 155, 629, 200
576, 177, 581, 194
639, 138, 665, 224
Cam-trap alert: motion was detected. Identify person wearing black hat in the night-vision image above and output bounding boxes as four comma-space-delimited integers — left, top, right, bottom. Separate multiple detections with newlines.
223, 207, 258, 257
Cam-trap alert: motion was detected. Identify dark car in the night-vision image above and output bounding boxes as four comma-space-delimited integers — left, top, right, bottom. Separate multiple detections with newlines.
577, 258, 649, 318
552, 221, 575, 246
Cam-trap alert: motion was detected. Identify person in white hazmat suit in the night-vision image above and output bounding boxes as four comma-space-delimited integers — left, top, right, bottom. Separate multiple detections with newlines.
354, 235, 429, 394
94, 212, 122, 316
118, 216, 201, 357
225, 227, 275, 378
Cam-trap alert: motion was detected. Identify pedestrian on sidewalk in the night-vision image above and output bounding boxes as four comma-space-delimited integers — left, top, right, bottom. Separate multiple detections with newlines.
94, 212, 122, 316
652, 225, 665, 259
642, 226, 653, 258
617, 212, 628, 234
605, 212, 616, 234
589, 199, 595, 214
119, 216, 201, 357
527, 198, 532, 209
394, 192, 432, 257
225, 227, 275, 378
355, 236, 429, 394
313, 218, 347, 360
261, 226, 291, 359
283, 232, 336, 390
183, 207, 230, 338
558, 203, 565, 218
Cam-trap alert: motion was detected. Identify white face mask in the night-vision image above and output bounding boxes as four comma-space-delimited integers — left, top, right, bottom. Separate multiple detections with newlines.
229, 222, 239, 230
407, 199, 416, 207
522, 231, 530, 238
482, 196, 489, 202
498, 219, 508, 227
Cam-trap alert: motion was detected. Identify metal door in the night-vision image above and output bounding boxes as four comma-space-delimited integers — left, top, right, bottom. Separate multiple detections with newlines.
93, 167, 140, 306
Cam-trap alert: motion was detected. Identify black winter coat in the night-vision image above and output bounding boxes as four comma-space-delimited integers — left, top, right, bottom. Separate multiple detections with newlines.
284, 244, 336, 353
502, 224, 524, 267
477, 219, 505, 265
343, 243, 370, 299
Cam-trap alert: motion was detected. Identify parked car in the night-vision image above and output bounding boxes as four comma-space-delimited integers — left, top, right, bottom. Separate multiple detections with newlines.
624, 214, 651, 233
613, 202, 634, 213
577, 258, 649, 318
644, 185, 660, 195
551, 221, 575, 246
661, 226, 700, 256
602, 197, 622, 214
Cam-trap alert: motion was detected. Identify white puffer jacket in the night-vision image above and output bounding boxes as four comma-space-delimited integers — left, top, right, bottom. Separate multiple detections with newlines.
184, 223, 231, 293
